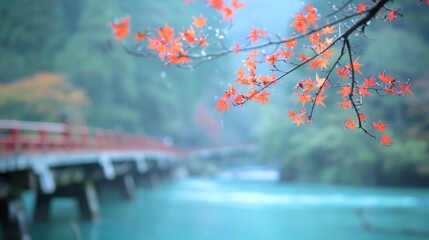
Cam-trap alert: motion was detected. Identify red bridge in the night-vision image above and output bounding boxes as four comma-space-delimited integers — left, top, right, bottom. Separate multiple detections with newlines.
0, 119, 257, 240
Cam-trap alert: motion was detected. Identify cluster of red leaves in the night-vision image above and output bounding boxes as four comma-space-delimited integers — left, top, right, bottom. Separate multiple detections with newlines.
110, 13, 211, 64
110, 1, 247, 65
212, 1, 416, 147
186, 0, 246, 21
111, 0, 426, 146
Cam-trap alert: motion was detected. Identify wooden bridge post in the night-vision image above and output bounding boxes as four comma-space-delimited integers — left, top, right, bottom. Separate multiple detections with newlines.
34, 180, 99, 221
118, 173, 136, 201
0, 196, 31, 240
33, 189, 52, 221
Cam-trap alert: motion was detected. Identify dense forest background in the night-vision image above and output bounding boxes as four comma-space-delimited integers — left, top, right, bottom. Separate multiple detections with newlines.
0, 0, 428, 186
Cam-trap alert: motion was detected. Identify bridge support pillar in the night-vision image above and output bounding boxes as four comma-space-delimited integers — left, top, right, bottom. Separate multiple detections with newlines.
34, 180, 99, 221
0, 196, 31, 240
118, 174, 136, 201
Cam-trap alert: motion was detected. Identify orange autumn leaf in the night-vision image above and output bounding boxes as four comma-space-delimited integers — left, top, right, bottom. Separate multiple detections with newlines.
304, 7, 319, 27
308, 57, 329, 70
358, 112, 367, 122
285, 39, 297, 49
337, 85, 351, 98
247, 89, 259, 100
196, 35, 209, 47
231, 0, 246, 10
315, 92, 327, 107
290, 12, 309, 34
346, 56, 363, 74
167, 52, 191, 64
182, 26, 196, 44
372, 120, 388, 132
232, 94, 244, 105
247, 27, 268, 43
256, 91, 271, 105
266, 52, 280, 66
111, 16, 130, 42
287, 110, 298, 119
358, 84, 372, 97
280, 49, 293, 59
364, 76, 376, 87
338, 98, 351, 109
207, 0, 224, 10
135, 31, 147, 42
157, 24, 175, 42
321, 48, 333, 59
321, 24, 336, 35
400, 82, 414, 97
337, 67, 349, 79
186, 27, 197, 44
297, 52, 309, 62
193, 13, 207, 28
314, 73, 328, 89
345, 117, 357, 129
357, 2, 369, 13
220, 6, 234, 21
224, 86, 237, 98
380, 134, 394, 146
378, 72, 394, 84
387, 10, 397, 21
292, 115, 304, 127
215, 98, 229, 112
296, 92, 311, 107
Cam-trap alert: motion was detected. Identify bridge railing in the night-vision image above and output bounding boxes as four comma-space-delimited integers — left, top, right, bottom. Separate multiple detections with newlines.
0, 120, 180, 154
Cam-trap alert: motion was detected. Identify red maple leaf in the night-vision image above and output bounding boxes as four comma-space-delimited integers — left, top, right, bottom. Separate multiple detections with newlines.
387, 10, 397, 22
345, 117, 357, 129
346, 56, 363, 74
400, 82, 414, 97
337, 67, 349, 79
296, 92, 311, 107
111, 16, 130, 42
338, 98, 351, 109
266, 52, 280, 66
157, 24, 175, 42
135, 31, 147, 42
337, 85, 351, 98
378, 72, 394, 84
364, 76, 376, 87
290, 12, 309, 34
287, 110, 298, 119
292, 115, 304, 127
215, 98, 229, 112
193, 13, 207, 28
231, 0, 246, 10
358, 113, 367, 122
256, 91, 271, 105
297, 52, 309, 62
207, 0, 224, 10
380, 134, 394, 147
357, 2, 369, 13
224, 86, 237, 98
372, 120, 388, 132
232, 94, 244, 105
220, 6, 234, 21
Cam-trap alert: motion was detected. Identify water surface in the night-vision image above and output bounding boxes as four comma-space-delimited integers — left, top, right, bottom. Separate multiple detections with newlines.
27, 179, 429, 240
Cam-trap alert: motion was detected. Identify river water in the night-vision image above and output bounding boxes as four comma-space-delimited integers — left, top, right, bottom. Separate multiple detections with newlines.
27, 178, 429, 240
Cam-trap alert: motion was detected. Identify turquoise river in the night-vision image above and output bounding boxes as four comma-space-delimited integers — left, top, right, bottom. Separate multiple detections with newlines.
24, 178, 429, 240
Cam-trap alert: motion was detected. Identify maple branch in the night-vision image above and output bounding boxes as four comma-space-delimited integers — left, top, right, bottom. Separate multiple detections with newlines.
235, 0, 391, 106
325, 0, 354, 18
345, 39, 376, 138
308, 40, 347, 121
